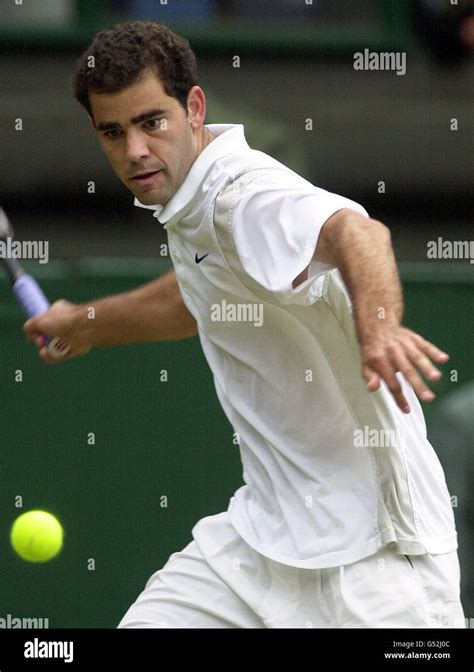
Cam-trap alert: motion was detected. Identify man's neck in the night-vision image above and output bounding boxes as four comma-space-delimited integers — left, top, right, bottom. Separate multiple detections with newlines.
198, 126, 215, 155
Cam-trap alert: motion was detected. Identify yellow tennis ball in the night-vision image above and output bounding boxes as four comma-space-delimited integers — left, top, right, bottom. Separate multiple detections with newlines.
10, 510, 63, 562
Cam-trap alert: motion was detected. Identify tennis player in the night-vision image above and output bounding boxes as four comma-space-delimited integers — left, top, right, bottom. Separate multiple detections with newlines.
24, 22, 464, 628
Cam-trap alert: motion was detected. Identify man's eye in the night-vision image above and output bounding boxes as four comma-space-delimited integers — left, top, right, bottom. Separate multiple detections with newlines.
144, 118, 162, 130
104, 129, 121, 140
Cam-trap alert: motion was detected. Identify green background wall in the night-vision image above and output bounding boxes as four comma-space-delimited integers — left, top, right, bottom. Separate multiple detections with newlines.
0, 261, 472, 627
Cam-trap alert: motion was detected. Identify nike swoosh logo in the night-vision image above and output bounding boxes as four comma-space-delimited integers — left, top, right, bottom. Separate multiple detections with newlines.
195, 252, 209, 264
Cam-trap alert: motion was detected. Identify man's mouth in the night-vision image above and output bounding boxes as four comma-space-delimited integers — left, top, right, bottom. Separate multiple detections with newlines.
131, 170, 163, 183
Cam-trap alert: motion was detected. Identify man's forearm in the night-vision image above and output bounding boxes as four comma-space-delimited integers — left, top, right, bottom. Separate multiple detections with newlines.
321, 209, 404, 341
317, 208, 449, 411
75, 269, 198, 346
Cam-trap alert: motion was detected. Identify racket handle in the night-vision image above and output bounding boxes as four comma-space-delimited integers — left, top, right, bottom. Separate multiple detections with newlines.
12, 274, 71, 358
12, 274, 50, 317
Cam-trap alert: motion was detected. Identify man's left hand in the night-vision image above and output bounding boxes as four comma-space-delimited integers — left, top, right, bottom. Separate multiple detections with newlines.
360, 325, 449, 413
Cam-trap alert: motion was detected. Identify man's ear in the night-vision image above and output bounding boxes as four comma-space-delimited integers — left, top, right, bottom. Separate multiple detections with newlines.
89, 116, 96, 131
186, 86, 206, 129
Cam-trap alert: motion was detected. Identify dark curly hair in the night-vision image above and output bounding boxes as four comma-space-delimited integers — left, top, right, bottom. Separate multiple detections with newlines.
72, 21, 199, 117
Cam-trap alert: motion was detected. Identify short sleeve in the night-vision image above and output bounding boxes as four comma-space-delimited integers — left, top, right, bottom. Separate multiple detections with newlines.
230, 171, 369, 306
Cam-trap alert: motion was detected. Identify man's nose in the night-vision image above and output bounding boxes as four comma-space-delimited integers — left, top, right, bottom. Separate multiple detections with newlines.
125, 132, 150, 163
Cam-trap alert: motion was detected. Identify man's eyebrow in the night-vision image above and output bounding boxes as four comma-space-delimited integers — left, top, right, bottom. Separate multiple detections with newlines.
96, 121, 121, 132
96, 108, 166, 132
131, 108, 166, 124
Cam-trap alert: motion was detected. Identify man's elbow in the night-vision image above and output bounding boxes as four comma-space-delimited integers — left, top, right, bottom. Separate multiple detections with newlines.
175, 287, 199, 338
328, 208, 387, 234
313, 209, 390, 265
182, 310, 199, 338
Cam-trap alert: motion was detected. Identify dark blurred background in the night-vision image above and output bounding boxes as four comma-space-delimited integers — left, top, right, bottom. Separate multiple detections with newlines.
0, 0, 473, 628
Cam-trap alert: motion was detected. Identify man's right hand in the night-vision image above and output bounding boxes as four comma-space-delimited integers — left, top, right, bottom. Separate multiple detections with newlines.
22, 272, 198, 361
23, 299, 92, 363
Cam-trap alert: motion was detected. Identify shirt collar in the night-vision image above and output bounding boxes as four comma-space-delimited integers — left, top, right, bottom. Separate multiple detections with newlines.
133, 123, 248, 224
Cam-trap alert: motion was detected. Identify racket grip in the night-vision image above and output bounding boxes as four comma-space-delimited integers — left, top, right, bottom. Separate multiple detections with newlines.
12, 274, 50, 317
12, 274, 70, 358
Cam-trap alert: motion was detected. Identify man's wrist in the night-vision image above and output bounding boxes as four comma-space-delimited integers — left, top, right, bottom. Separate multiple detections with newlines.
355, 312, 402, 341
73, 302, 96, 345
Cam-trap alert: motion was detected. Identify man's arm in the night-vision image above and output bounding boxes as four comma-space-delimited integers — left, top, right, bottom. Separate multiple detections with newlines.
311, 208, 449, 413
23, 269, 198, 363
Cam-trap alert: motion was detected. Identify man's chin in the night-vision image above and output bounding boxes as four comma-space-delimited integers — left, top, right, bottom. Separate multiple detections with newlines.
130, 187, 166, 206
134, 194, 163, 206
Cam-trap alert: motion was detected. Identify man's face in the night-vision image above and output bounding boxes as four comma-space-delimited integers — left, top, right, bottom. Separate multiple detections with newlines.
89, 70, 202, 206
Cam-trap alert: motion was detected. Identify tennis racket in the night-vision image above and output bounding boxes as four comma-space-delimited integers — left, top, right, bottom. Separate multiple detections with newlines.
0, 208, 70, 358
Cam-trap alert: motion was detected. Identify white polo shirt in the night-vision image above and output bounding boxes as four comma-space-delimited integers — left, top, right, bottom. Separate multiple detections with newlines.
135, 124, 457, 568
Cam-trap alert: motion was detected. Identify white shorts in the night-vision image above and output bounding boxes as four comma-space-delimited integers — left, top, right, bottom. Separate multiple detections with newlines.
117, 512, 465, 628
